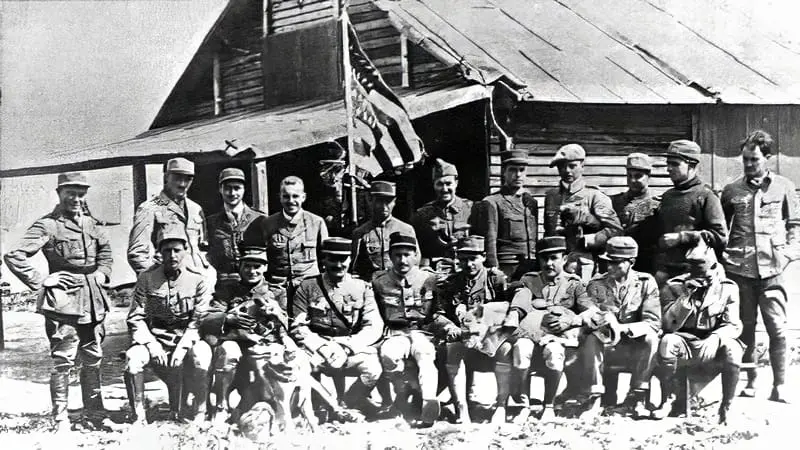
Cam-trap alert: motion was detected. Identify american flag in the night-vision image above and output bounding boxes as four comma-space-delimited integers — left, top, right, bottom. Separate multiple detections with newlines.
347, 23, 424, 176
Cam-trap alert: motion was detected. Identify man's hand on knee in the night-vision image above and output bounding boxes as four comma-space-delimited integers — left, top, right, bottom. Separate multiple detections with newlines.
698, 335, 721, 362
147, 342, 168, 367
319, 342, 348, 369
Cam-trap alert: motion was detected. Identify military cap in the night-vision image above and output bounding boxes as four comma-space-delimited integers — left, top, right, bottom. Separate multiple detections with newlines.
663, 140, 701, 164
239, 246, 268, 263
432, 158, 458, 180
536, 236, 567, 255
549, 143, 586, 167
370, 180, 396, 198
456, 235, 485, 254
500, 149, 529, 166
165, 157, 195, 175
599, 236, 639, 260
219, 167, 246, 185
57, 172, 90, 188
626, 153, 653, 172
389, 231, 417, 250
156, 226, 187, 249
321, 237, 352, 256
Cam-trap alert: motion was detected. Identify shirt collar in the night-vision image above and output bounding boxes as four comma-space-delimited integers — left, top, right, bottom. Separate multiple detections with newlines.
748, 170, 772, 187
282, 209, 303, 224
225, 203, 245, 218
373, 215, 393, 227
559, 178, 586, 195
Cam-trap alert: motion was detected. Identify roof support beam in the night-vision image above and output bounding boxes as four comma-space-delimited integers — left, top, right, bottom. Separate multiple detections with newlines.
250, 160, 269, 214
213, 52, 223, 116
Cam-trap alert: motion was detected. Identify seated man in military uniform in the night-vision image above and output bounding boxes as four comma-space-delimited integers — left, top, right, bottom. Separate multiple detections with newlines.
435, 235, 507, 424
653, 240, 743, 424
291, 237, 384, 416
579, 236, 661, 419
374, 231, 454, 427
200, 245, 292, 423
500, 236, 595, 423
124, 227, 213, 424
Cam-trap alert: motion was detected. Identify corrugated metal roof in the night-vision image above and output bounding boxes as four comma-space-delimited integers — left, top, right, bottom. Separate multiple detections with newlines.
0, 84, 490, 176
375, 0, 800, 104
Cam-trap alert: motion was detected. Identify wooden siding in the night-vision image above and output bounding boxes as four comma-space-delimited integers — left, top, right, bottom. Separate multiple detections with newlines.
271, 0, 337, 34
218, 0, 265, 114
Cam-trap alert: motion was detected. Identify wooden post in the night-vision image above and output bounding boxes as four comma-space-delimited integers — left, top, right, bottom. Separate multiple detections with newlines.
342, 10, 358, 224
262, 0, 273, 37
0, 282, 7, 350
400, 31, 410, 88
213, 53, 223, 116
332, 0, 341, 18
132, 163, 148, 211
251, 160, 269, 214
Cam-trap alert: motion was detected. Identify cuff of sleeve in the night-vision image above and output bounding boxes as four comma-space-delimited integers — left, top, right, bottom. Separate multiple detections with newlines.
678, 231, 702, 246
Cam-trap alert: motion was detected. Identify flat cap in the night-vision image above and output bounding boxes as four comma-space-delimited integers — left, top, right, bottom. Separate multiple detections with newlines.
536, 236, 567, 255
664, 140, 701, 164
432, 158, 458, 179
156, 226, 187, 248
239, 246, 268, 263
57, 172, 90, 188
500, 149, 529, 166
456, 235, 485, 254
321, 237, 352, 256
549, 144, 586, 167
219, 167, 246, 185
389, 231, 417, 250
626, 153, 653, 172
165, 157, 195, 175
599, 236, 639, 260
370, 180, 396, 198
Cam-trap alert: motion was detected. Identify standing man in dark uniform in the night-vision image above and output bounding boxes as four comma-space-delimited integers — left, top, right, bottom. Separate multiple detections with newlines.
720, 130, 800, 403
206, 168, 265, 286
257, 176, 328, 303
4, 172, 114, 432
413, 158, 474, 274
655, 140, 728, 287
544, 144, 622, 282
610, 153, 661, 274
128, 157, 213, 284
473, 149, 538, 278
351, 181, 417, 281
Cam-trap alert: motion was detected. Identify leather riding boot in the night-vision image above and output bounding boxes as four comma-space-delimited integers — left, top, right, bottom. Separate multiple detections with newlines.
343, 379, 376, 414
80, 365, 105, 414
50, 371, 71, 431
418, 399, 440, 427
124, 371, 147, 425
719, 362, 739, 425
164, 368, 183, 420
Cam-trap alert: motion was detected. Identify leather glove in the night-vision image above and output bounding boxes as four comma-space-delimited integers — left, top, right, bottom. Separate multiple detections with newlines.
43, 272, 83, 291
225, 312, 256, 331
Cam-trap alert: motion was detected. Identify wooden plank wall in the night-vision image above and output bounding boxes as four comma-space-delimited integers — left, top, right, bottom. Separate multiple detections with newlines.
491, 103, 694, 232
219, 0, 265, 114
271, 0, 336, 34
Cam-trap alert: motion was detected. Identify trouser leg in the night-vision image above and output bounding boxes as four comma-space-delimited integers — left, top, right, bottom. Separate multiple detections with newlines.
445, 341, 469, 421
45, 318, 80, 424
124, 345, 151, 423
580, 334, 605, 395
210, 341, 241, 417
760, 283, 788, 387
629, 332, 658, 391
342, 350, 382, 411
541, 342, 565, 406
183, 341, 213, 420
718, 339, 743, 409
652, 333, 690, 419
732, 274, 760, 388
409, 333, 439, 424
77, 322, 106, 417
512, 339, 535, 405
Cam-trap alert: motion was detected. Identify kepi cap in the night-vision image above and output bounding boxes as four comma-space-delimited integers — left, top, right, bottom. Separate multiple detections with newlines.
389, 231, 417, 250
500, 149, 529, 166
219, 168, 246, 185
549, 144, 586, 167
536, 236, 567, 256
156, 226, 187, 249
599, 236, 639, 260
626, 153, 653, 172
369, 180, 396, 198
432, 158, 458, 180
165, 157, 195, 175
321, 237, 352, 256
239, 246, 268, 264
456, 235, 485, 254
57, 172, 90, 189
663, 140, 701, 164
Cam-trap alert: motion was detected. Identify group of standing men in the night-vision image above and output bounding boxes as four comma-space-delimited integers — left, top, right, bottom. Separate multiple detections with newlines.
3, 129, 797, 432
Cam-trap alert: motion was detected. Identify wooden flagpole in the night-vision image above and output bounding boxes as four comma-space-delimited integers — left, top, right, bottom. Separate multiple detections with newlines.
341, 5, 359, 225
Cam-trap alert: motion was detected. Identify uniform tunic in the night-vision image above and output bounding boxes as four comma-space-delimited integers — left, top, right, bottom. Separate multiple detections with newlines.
610, 189, 660, 273
473, 186, 538, 269
371, 266, 445, 332
201, 279, 286, 344
255, 210, 328, 281
436, 267, 506, 327
412, 196, 474, 267
351, 216, 417, 280
206, 205, 265, 279
128, 191, 209, 274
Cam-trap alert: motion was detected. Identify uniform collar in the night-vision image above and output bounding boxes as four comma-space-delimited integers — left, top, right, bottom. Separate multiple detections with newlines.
747, 170, 772, 188
435, 197, 462, 213
282, 209, 304, 225
500, 185, 524, 196
224, 202, 245, 219
372, 215, 394, 227
559, 178, 586, 195
626, 188, 650, 200
675, 176, 702, 190
324, 272, 350, 288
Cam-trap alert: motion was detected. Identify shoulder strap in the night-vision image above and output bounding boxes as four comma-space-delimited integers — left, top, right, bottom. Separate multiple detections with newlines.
315, 276, 353, 333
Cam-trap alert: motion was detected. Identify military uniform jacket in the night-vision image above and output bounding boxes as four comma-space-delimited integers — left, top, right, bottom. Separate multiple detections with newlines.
586, 270, 661, 333
206, 204, 265, 277
351, 216, 418, 280
256, 210, 328, 280
611, 189, 661, 272
127, 264, 211, 349
506, 272, 593, 324
412, 196, 474, 265
436, 267, 506, 327
292, 273, 383, 353
372, 266, 449, 331
201, 279, 287, 345
473, 186, 539, 267
661, 273, 742, 340
4, 207, 112, 324
544, 179, 622, 255
128, 191, 209, 274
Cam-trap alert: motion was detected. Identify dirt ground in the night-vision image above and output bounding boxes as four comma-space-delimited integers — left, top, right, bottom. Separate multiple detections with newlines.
1, 297, 799, 449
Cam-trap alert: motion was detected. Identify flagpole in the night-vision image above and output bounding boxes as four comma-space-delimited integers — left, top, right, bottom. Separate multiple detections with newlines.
342, 7, 359, 226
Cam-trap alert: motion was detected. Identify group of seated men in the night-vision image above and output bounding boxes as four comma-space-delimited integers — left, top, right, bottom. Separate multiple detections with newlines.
124, 225, 743, 428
